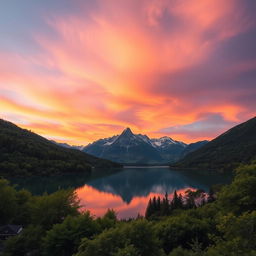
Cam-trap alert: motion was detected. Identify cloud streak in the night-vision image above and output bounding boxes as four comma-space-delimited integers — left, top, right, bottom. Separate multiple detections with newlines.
0, 0, 255, 144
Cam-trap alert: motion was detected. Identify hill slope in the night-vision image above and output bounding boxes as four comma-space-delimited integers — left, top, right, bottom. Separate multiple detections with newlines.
0, 119, 120, 177
173, 117, 256, 170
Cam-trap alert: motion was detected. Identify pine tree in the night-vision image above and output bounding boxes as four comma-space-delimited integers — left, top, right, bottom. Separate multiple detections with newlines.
171, 190, 178, 209
157, 196, 161, 212
161, 192, 170, 216
184, 189, 196, 209
152, 196, 157, 211
145, 198, 153, 219
170, 190, 184, 210
178, 194, 184, 208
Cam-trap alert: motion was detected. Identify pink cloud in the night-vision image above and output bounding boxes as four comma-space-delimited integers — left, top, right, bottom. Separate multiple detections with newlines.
0, 0, 255, 144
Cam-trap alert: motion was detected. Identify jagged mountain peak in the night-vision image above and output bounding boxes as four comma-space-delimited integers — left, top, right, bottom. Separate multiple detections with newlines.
83, 128, 207, 164
120, 127, 134, 137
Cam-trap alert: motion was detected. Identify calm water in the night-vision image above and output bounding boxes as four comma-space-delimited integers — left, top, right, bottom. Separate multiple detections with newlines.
11, 167, 233, 218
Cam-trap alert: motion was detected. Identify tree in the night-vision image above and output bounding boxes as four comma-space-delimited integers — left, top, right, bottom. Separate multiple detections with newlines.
3, 225, 44, 256
217, 163, 256, 214
13, 189, 32, 225
30, 189, 80, 229
161, 192, 170, 216
0, 179, 18, 225
75, 220, 163, 256
171, 190, 183, 210
206, 211, 256, 256
43, 213, 99, 256
155, 213, 211, 254
145, 198, 154, 219
157, 197, 161, 212
96, 209, 117, 231
113, 245, 140, 256
184, 190, 196, 209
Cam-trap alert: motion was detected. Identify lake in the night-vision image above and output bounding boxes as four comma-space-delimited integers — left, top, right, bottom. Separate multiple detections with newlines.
11, 167, 233, 219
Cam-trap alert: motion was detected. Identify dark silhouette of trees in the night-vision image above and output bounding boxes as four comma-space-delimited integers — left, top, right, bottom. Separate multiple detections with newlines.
171, 190, 183, 210
145, 189, 209, 219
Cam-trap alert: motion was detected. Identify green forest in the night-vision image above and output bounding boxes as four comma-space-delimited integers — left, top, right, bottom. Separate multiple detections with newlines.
1, 162, 256, 256
0, 119, 120, 177
174, 117, 256, 171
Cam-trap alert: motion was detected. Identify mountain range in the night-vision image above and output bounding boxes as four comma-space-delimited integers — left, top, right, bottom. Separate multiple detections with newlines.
174, 116, 256, 170
2, 116, 255, 176
82, 128, 208, 164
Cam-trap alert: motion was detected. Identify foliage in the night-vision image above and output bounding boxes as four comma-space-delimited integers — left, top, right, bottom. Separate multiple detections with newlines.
29, 189, 80, 229
0, 179, 80, 229
1, 163, 256, 256
3, 225, 44, 256
0, 179, 18, 225
42, 213, 99, 256
155, 212, 212, 254
217, 163, 256, 214
113, 244, 140, 256
96, 209, 118, 231
75, 219, 164, 256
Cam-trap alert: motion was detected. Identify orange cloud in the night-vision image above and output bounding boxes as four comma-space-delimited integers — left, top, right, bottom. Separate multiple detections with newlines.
0, 0, 255, 144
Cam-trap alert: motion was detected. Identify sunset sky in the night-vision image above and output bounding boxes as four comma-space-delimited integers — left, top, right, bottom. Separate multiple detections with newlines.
0, 0, 255, 145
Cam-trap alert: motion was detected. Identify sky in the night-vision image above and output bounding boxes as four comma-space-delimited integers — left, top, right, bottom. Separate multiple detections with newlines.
0, 0, 256, 145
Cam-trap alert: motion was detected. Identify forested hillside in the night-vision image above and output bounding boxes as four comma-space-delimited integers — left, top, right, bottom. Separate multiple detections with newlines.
174, 117, 256, 170
0, 119, 120, 177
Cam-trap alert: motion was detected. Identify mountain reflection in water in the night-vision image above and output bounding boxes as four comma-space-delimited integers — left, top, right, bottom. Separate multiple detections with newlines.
11, 167, 233, 219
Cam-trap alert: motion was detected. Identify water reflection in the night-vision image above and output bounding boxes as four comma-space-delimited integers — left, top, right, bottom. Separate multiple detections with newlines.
11, 167, 233, 219
77, 167, 232, 218
77, 185, 193, 219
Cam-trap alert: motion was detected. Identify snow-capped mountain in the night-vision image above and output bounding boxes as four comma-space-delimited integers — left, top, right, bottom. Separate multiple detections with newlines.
83, 128, 207, 164
150, 136, 187, 163
83, 128, 163, 164
151, 136, 186, 148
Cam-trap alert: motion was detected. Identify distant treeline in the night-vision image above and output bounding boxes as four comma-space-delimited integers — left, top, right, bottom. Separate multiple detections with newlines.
145, 188, 217, 219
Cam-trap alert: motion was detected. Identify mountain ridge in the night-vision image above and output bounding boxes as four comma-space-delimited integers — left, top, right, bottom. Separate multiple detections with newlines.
83, 127, 207, 164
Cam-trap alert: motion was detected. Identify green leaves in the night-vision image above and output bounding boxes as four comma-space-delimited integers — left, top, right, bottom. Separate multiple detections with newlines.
0, 179, 18, 225
217, 163, 256, 214
75, 220, 163, 256
155, 213, 212, 254
43, 213, 99, 256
